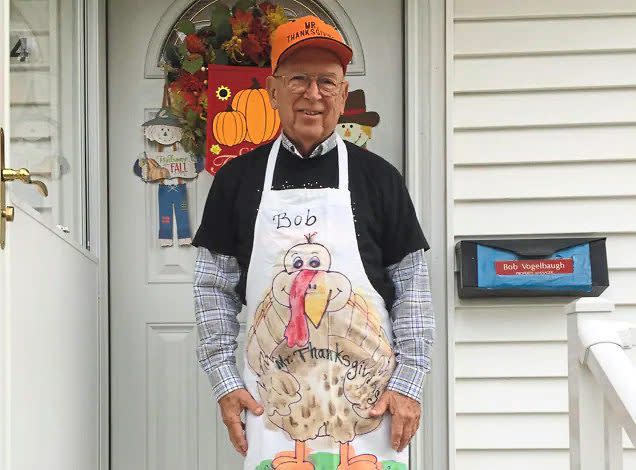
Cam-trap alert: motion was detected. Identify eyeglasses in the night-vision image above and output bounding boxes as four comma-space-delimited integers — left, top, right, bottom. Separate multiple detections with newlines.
272, 73, 345, 97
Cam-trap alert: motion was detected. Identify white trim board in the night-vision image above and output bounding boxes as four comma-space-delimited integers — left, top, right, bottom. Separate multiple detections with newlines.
405, 0, 451, 469
0, 0, 9, 467
85, 0, 110, 468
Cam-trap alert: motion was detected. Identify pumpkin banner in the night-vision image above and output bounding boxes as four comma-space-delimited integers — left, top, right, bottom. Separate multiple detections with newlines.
205, 64, 281, 175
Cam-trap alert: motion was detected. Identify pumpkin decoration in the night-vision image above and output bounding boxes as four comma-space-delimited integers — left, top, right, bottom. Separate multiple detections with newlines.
212, 104, 247, 146
231, 78, 280, 145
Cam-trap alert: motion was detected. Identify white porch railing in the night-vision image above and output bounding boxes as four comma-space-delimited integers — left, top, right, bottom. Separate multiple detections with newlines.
567, 298, 636, 470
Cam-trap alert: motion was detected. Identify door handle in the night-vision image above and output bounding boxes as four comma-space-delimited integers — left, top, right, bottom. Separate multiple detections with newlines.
2, 167, 49, 196
0, 127, 49, 248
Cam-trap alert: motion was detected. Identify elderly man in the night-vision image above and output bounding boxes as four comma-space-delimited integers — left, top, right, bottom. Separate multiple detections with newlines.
193, 16, 434, 470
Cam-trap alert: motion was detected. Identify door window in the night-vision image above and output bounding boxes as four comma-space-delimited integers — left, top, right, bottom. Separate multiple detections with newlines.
9, 0, 88, 247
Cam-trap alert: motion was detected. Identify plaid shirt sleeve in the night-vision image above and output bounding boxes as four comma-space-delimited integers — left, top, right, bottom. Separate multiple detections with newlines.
193, 246, 246, 401
385, 248, 435, 403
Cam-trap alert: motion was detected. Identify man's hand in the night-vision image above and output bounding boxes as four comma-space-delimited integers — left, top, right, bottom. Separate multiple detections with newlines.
368, 390, 421, 452
218, 388, 264, 456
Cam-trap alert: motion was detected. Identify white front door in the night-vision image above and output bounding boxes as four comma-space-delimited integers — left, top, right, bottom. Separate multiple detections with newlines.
109, 1, 404, 468
0, 0, 101, 468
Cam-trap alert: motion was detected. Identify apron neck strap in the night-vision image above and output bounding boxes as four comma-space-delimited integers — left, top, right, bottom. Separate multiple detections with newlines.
263, 135, 282, 192
335, 133, 349, 190
262, 133, 349, 192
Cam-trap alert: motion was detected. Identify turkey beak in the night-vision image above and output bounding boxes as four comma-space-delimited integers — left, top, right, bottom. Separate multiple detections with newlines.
304, 280, 330, 328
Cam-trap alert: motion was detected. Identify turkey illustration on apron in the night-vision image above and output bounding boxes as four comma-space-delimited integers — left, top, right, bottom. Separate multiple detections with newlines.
243, 134, 409, 470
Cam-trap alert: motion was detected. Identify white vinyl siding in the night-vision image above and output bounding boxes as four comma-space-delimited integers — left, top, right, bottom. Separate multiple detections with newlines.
449, 1, 636, 468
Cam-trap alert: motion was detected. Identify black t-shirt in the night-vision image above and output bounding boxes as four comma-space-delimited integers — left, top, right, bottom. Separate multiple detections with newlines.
192, 140, 430, 309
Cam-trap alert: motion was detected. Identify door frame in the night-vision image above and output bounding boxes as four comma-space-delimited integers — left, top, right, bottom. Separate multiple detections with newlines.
404, 1, 452, 469
97, 0, 452, 468
1, 0, 8, 466
88, 0, 110, 469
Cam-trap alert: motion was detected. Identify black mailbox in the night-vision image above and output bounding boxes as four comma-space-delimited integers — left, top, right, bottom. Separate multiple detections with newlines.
456, 237, 609, 298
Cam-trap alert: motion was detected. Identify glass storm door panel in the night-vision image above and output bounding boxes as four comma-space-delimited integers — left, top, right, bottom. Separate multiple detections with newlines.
9, 0, 88, 246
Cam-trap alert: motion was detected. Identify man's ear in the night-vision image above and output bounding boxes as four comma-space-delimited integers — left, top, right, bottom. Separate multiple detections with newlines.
266, 75, 278, 110
339, 80, 349, 114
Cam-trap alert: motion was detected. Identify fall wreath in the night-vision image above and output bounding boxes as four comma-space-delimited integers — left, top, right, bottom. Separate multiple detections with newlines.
160, 1, 288, 157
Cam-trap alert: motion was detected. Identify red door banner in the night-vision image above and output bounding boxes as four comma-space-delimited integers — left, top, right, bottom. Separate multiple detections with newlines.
205, 64, 281, 175
495, 258, 574, 275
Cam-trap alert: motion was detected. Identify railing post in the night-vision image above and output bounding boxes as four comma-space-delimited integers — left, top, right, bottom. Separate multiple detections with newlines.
604, 398, 623, 470
566, 297, 616, 470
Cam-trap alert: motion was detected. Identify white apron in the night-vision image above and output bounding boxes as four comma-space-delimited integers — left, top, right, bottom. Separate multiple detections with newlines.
243, 135, 409, 470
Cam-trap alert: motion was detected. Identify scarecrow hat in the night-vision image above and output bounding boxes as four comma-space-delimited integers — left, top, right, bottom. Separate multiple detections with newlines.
338, 90, 379, 127
142, 107, 183, 128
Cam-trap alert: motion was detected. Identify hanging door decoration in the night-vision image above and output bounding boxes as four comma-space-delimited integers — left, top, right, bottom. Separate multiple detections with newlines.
160, 2, 289, 174
133, 103, 204, 247
336, 89, 380, 148
206, 65, 280, 175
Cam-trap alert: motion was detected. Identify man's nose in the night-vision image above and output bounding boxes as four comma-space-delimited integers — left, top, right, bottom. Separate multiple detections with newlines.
303, 79, 322, 100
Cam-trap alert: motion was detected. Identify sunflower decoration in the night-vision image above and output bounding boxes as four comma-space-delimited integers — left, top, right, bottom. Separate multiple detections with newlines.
160, 0, 288, 157
216, 85, 232, 101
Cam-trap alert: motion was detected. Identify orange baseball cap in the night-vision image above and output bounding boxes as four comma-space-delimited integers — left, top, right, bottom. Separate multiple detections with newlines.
270, 16, 353, 73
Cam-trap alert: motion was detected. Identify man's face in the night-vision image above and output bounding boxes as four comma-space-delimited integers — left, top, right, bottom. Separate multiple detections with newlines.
266, 48, 349, 150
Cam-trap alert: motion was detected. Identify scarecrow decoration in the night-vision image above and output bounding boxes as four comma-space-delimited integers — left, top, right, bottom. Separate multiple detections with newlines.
133, 105, 204, 247
336, 89, 380, 149
142, 108, 183, 151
